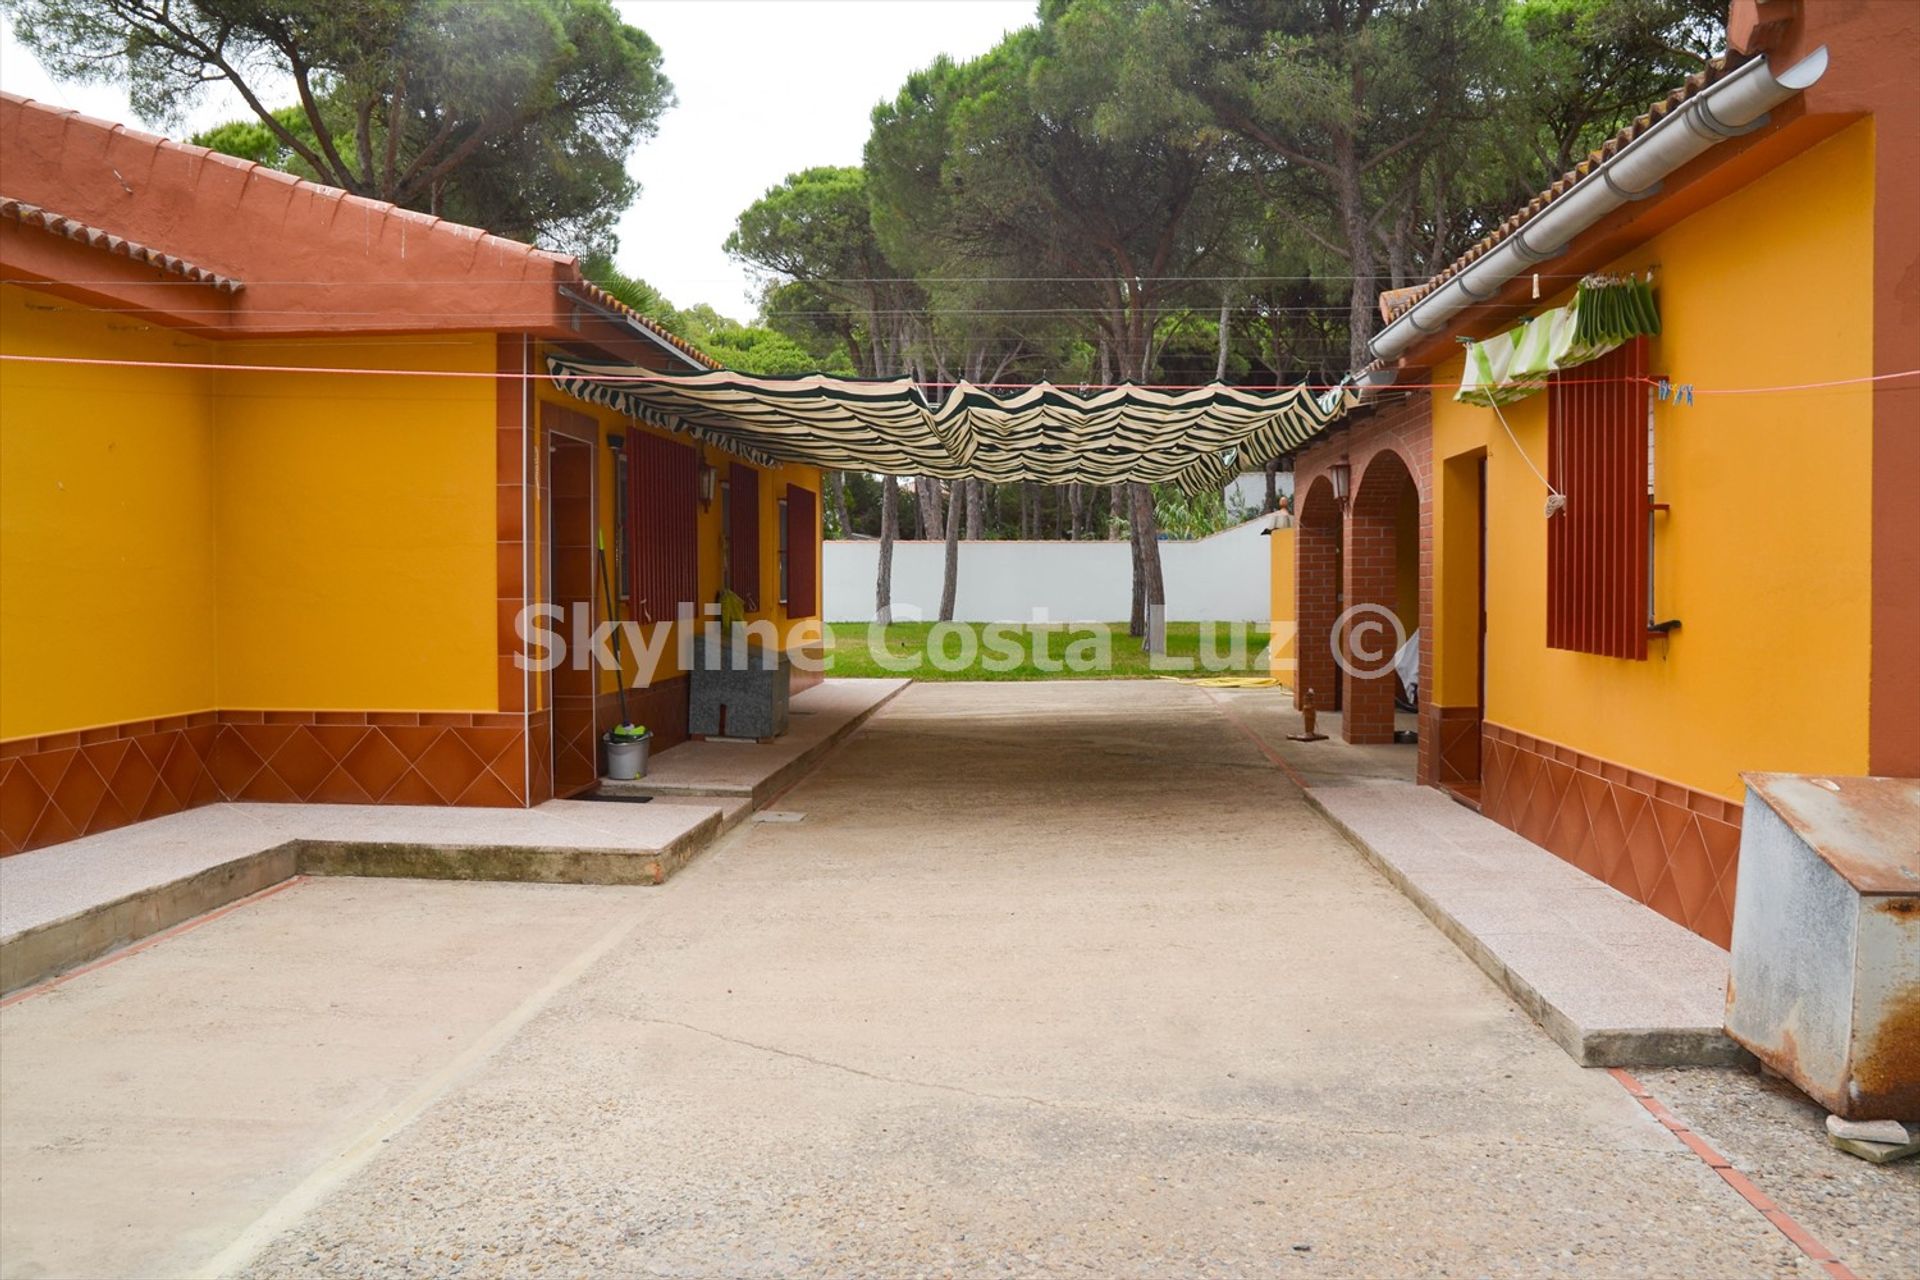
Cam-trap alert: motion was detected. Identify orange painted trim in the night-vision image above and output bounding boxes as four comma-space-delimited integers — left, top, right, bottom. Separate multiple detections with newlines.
0, 220, 239, 334
1867, 106, 1920, 773
1760, 0, 1920, 779
1608, 1069, 1860, 1280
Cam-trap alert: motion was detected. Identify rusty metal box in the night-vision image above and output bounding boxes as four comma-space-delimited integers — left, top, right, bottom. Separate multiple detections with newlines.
1725, 774, 1920, 1120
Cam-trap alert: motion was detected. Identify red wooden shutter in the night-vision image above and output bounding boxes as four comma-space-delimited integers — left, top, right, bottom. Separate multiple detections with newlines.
627, 431, 698, 625
785, 484, 818, 616
729, 462, 762, 609
1546, 338, 1649, 660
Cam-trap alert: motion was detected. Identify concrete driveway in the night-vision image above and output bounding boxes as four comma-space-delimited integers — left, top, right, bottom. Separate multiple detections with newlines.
0, 682, 1861, 1277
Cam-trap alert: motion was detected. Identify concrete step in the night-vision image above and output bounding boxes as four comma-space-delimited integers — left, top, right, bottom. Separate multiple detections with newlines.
1, 680, 909, 997
597, 677, 910, 808
0, 798, 726, 996
1307, 783, 1745, 1068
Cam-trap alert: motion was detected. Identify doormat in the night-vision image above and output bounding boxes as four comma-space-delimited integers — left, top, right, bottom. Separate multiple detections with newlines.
579, 792, 655, 804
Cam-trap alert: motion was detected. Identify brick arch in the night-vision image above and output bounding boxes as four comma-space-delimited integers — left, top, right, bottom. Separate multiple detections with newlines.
1291, 394, 1434, 778
1293, 474, 1342, 715
1352, 448, 1416, 519
1343, 448, 1418, 744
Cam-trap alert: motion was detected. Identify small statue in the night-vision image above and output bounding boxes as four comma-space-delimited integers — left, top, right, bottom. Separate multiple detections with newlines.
1288, 686, 1329, 742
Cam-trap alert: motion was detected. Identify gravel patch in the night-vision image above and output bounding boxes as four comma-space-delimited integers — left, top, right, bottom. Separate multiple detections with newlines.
1639, 1065, 1920, 1279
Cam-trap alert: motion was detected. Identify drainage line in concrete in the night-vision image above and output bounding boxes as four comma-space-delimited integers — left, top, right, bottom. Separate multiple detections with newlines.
1201, 688, 1314, 792
1608, 1068, 1860, 1280
0, 876, 312, 1009
192, 903, 649, 1279
759, 699, 895, 812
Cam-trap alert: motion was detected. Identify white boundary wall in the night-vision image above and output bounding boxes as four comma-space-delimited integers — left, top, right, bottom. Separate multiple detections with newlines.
825, 516, 1272, 623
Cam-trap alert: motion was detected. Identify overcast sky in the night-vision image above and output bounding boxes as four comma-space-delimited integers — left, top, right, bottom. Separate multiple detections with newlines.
0, 0, 1033, 316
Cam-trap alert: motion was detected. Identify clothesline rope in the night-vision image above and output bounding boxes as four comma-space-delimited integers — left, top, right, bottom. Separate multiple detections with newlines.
4, 352, 1914, 396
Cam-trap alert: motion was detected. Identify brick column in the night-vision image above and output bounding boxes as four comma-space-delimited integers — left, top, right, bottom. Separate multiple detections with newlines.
1294, 476, 1341, 716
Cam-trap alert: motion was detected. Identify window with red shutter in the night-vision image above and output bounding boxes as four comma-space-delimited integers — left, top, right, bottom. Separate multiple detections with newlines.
729, 463, 762, 609
626, 431, 698, 625
785, 484, 818, 616
1546, 338, 1650, 660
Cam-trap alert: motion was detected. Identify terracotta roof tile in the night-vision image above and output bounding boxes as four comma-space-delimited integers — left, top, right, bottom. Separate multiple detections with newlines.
1, 91, 719, 368
578, 280, 723, 370
0, 195, 242, 291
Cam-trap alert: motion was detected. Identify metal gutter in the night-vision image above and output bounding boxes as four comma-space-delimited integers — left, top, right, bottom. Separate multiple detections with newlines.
1368, 46, 1830, 364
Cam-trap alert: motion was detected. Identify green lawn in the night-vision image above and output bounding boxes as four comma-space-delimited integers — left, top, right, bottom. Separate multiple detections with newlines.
821, 621, 1272, 681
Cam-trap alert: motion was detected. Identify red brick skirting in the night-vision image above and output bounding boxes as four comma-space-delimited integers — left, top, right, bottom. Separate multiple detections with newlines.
0, 671, 708, 856
0, 710, 537, 856
0, 714, 221, 854
1480, 721, 1742, 946
1426, 704, 1482, 788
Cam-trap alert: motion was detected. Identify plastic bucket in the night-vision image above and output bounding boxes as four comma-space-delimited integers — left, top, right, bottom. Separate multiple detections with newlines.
603, 731, 650, 780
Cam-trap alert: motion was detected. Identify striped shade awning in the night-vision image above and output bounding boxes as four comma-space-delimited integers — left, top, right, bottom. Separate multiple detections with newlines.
548, 356, 1352, 492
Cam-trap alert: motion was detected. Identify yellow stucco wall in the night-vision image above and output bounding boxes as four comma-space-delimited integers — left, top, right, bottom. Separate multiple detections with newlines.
1268, 524, 1296, 682
1434, 450, 1486, 710
214, 335, 498, 712
0, 285, 221, 737
7, 301, 826, 742
2, 301, 500, 735
1430, 120, 1877, 800
1394, 482, 1419, 634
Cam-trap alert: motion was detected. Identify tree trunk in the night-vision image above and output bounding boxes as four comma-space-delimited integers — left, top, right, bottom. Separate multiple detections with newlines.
1387, 199, 1415, 290
938, 481, 962, 621
1130, 481, 1166, 651
1334, 130, 1378, 372
1128, 510, 1146, 636
915, 476, 944, 541
1216, 290, 1231, 382
827, 471, 853, 539
1113, 319, 1170, 645
876, 474, 898, 624
1264, 457, 1279, 514
966, 479, 985, 540
1067, 483, 1084, 540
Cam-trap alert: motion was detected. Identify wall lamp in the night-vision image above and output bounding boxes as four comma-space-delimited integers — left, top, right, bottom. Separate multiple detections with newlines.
1329, 458, 1352, 510
697, 458, 717, 509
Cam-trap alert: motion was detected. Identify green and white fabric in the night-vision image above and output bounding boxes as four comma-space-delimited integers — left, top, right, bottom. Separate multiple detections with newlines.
548, 355, 1355, 493
1456, 277, 1660, 407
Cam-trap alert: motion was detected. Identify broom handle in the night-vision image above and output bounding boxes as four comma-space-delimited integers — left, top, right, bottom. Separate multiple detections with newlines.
596, 531, 632, 727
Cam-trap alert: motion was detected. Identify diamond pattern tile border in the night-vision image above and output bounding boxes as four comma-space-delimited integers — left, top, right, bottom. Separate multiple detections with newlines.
1, 710, 529, 856
1480, 721, 1742, 947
